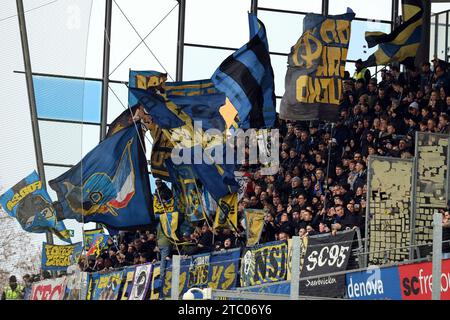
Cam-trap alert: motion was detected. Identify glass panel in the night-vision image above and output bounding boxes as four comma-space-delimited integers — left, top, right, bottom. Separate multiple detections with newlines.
185, 0, 251, 48
23, 0, 93, 77
348, 20, 391, 61
0, 4, 37, 191
258, 10, 305, 54
270, 54, 288, 98
109, 0, 178, 82
183, 46, 234, 80
44, 165, 73, 200
329, 0, 392, 21
84, 0, 106, 79
430, 15, 436, 60
438, 13, 447, 60
258, 0, 321, 13
447, 13, 450, 62
107, 82, 129, 124
432, 3, 450, 14
39, 120, 99, 165
34, 76, 101, 123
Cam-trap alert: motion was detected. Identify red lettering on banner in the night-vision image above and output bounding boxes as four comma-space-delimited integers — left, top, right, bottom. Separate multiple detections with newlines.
399, 259, 450, 300
31, 283, 65, 300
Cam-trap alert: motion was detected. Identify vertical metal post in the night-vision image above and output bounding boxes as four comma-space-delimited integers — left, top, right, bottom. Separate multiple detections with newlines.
322, 0, 329, 16
171, 255, 181, 300
363, 157, 373, 268
250, 0, 258, 15
446, 12, 449, 63
434, 14, 439, 61
290, 236, 301, 300
432, 212, 442, 300
100, 0, 113, 141
391, 0, 399, 31
16, 0, 53, 244
416, 0, 431, 66
176, 0, 186, 82
410, 131, 420, 260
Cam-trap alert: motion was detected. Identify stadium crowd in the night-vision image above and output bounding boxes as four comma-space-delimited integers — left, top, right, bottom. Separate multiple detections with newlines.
5, 58, 450, 299
74, 58, 450, 274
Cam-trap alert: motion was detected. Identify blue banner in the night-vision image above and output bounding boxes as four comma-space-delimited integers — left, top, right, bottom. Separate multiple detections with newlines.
91, 270, 124, 300
163, 257, 192, 298
345, 266, 402, 300
0, 171, 71, 242
207, 248, 241, 290
41, 242, 83, 271
49, 126, 153, 229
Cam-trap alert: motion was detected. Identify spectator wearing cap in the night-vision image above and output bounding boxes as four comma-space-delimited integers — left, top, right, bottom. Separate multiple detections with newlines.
408, 101, 420, 117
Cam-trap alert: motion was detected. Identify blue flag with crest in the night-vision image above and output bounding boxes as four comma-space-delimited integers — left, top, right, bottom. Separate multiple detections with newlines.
49, 126, 153, 229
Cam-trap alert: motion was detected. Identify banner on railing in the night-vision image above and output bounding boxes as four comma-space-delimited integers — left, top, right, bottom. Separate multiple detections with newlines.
240, 240, 288, 287
120, 267, 136, 300
299, 230, 355, 297
64, 269, 88, 300
399, 258, 450, 300
346, 266, 402, 300
91, 270, 124, 300
163, 257, 191, 299
207, 248, 241, 290
30, 278, 66, 300
129, 263, 153, 300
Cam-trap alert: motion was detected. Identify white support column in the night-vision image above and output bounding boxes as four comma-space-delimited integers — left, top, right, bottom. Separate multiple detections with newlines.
171, 255, 181, 300
290, 236, 301, 300
432, 212, 442, 300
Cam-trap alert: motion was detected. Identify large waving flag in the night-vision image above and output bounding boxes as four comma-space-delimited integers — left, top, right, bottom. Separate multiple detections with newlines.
211, 13, 276, 129
0, 171, 71, 243
362, 0, 424, 67
130, 87, 239, 202
280, 9, 355, 122
49, 126, 153, 229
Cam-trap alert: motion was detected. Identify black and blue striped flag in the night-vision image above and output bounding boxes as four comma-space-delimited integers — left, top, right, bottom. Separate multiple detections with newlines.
211, 13, 276, 129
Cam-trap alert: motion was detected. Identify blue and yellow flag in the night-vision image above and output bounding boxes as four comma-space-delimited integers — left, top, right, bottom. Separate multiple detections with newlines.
0, 171, 71, 243
211, 13, 276, 129
164, 79, 218, 97
130, 87, 239, 202
49, 126, 153, 229
362, 0, 423, 67
159, 211, 182, 242
165, 159, 206, 222
214, 193, 238, 230
279, 9, 355, 122
106, 105, 141, 139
